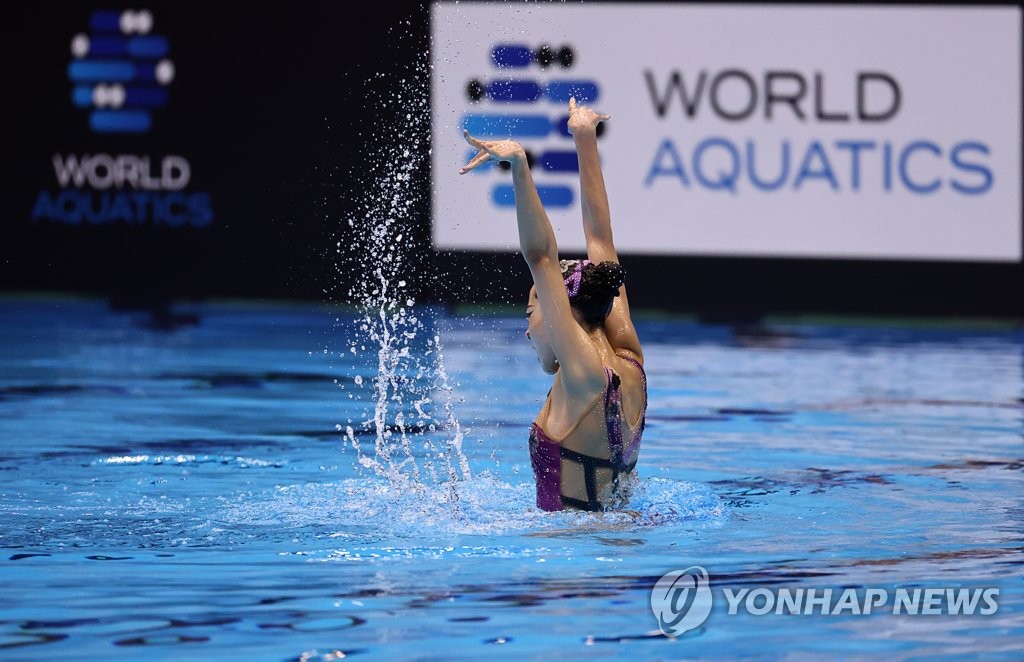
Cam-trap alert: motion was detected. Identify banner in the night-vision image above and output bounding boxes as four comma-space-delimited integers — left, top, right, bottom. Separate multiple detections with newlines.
431, 3, 1022, 262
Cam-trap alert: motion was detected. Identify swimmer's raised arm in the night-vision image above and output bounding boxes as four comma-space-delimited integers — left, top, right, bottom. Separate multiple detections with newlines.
458, 132, 555, 268
568, 98, 643, 362
568, 97, 613, 258
459, 131, 602, 385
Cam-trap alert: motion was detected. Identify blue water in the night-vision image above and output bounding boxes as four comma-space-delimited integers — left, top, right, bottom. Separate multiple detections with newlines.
1, 297, 1021, 660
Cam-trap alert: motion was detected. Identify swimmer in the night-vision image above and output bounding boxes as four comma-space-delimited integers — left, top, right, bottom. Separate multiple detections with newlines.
460, 98, 647, 512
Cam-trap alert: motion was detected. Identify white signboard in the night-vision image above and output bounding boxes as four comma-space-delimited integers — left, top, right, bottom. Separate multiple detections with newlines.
430, 3, 1022, 262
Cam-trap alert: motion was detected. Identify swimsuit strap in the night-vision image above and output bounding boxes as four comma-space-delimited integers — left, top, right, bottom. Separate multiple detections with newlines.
558, 445, 638, 510
604, 366, 623, 464
614, 354, 647, 463
605, 360, 647, 467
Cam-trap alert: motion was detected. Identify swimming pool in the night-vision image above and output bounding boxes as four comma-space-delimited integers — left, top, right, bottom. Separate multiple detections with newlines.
1, 297, 1021, 660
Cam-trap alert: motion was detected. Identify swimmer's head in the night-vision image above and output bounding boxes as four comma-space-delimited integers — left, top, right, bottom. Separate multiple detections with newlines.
560, 259, 625, 329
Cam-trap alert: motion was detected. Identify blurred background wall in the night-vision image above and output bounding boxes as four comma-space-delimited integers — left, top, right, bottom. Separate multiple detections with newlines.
2, 1, 1021, 322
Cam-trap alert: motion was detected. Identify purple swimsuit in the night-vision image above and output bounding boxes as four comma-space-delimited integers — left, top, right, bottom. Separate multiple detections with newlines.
528, 357, 647, 512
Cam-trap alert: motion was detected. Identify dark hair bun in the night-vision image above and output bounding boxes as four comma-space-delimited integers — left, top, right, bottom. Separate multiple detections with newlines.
585, 261, 625, 299
559, 259, 625, 329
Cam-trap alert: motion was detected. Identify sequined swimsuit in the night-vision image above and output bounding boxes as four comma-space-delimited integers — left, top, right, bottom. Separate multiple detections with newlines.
528, 356, 647, 512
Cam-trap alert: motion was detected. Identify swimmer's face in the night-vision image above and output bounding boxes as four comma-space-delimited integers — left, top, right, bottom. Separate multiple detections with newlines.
526, 287, 558, 374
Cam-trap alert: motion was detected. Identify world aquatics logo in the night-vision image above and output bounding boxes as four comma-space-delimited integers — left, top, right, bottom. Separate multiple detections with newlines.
461, 43, 603, 211
68, 9, 175, 134
33, 9, 212, 228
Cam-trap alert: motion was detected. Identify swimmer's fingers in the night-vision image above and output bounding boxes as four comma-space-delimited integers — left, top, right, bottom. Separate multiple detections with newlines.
567, 97, 611, 134
569, 97, 608, 121
460, 131, 527, 172
463, 129, 484, 149
463, 130, 502, 155
459, 148, 491, 175
460, 130, 499, 173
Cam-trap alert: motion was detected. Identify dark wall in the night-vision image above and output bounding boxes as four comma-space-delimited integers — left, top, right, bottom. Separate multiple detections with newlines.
2, 0, 1021, 320
1, 0, 433, 306
440, 251, 1024, 321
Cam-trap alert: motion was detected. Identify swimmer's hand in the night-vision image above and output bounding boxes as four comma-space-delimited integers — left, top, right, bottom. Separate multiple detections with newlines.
459, 131, 528, 174
567, 96, 610, 136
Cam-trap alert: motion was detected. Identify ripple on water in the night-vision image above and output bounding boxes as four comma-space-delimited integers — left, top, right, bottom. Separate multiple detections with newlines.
216, 472, 726, 543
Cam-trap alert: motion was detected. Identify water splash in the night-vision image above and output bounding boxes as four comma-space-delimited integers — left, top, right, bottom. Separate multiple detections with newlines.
327, 19, 471, 515
221, 474, 726, 540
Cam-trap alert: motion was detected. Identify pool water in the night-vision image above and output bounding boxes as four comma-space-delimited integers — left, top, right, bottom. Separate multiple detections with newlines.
1, 297, 1021, 660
